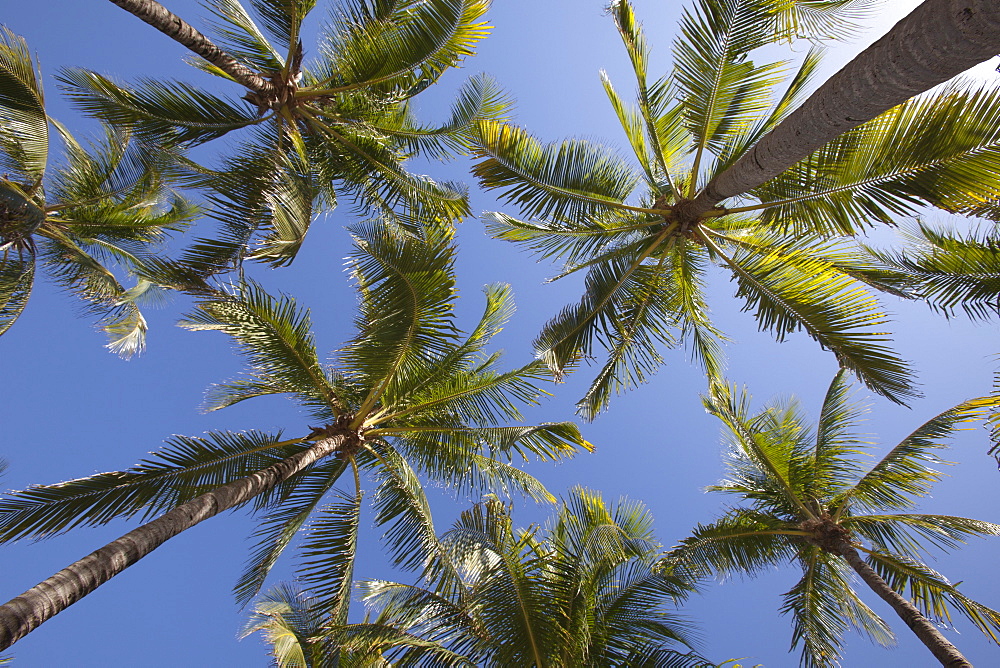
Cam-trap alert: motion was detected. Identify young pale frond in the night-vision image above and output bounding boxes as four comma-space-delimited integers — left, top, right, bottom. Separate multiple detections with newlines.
241, 582, 331, 668
245, 157, 320, 268
868, 223, 1000, 322
472, 120, 641, 221
181, 281, 339, 412
806, 370, 871, 500
836, 395, 1000, 514
0, 431, 301, 543
0, 27, 47, 184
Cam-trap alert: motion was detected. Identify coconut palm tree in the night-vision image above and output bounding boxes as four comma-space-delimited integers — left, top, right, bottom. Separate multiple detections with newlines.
0, 27, 194, 353
662, 371, 1000, 667
63, 0, 505, 273
0, 221, 591, 649
470, 0, 1000, 417
245, 487, 709, 667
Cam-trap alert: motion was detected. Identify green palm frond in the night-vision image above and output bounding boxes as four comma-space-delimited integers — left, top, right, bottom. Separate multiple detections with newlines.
295, 484, 364, 618
867, 223, 1000, 321
845, 513, 1000, 559
865, 549, 1000, 642
181, 281, 339, 414
0, 431, 301, 542
780, 549, 892, 668
234, 458, 346, 607
704, 230, 916, 403
472, 120, 641, 221
202, 0, 288, 73
58, 69, 263, 147
836, 395, 1000, 514
753, 84, 1000, 235
0, 252, 34, 336
318, 0, 490, 91
343, 222, 458, 413
0, 26, 47, 183
673, 0, 789, 186
662, 509, 800, 583
377, 73, 512, 160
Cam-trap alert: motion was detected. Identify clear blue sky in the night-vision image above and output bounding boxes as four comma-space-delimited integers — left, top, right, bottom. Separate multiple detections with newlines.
1, 1, 998, 665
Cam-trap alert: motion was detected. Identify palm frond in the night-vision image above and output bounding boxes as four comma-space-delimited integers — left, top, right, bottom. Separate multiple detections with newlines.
753, 84, 1000, 235
705, 231, 916, 404
472, 120, 640, 221
0, 251, 33, 336
234, 458, 346, 607
837, 395, 1000, 513
867, 223, 1000, 321
58, 69, 263, 146
242, 582, 325, 668
0, 27, 47, 183
0, 431, 300, 542
180, 281, 339, 413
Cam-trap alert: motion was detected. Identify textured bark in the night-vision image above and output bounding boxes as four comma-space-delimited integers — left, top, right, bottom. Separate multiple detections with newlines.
681, 0, 1000, 219
106, 0, 275, 95
834, 538, 972, 667
0, 435, 345, 650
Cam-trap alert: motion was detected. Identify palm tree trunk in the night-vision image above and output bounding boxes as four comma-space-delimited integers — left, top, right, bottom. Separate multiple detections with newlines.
681, 0, 1000, 220
833, 538, 971, 667
105, 0, 275, 95
0, 435, 346, 650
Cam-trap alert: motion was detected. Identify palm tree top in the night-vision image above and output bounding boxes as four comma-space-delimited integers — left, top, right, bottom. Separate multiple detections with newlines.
0, 220, 592, 621
664, 371, 1000, 666
470, 0, 1000, 417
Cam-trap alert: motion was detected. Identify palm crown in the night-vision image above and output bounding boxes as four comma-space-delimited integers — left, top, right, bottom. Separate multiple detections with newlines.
0, 27, 194, 353
64, 0, 507, 273
663, 372, 1000, 666
470, 0, 1000, 418
0, 221, 591, 624
246, 487, 707, 667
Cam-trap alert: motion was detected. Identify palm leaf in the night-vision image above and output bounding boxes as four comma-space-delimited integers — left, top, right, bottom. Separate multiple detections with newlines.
836, 395, 1000, 514
0, 251, 33, 336
0, 431, 301, 542
0, 27, 47, 183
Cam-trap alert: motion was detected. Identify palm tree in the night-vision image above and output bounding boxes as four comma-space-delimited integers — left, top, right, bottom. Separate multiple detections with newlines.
63, 0, 505, 273
662, 371, 1000, 667
470, 0, 1000, 417
0, 27, 194, 353
246, 487, 710, 667
0, 222, 591, 649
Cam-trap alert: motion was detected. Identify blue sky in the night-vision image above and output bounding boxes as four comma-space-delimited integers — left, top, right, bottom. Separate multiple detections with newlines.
1, 0, 999, 665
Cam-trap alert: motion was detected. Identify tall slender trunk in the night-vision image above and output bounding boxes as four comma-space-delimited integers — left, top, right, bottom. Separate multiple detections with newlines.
833, 538, 971, 667
106, 0, 275, 95
0, 435, 345, 650
681, 0, 1000, 220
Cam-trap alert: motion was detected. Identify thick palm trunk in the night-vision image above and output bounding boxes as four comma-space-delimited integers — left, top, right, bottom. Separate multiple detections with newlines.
106, 0, 275, 95
833, 538, 971, 667
0, 435, 345, 650
681, 0, 1000, 220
